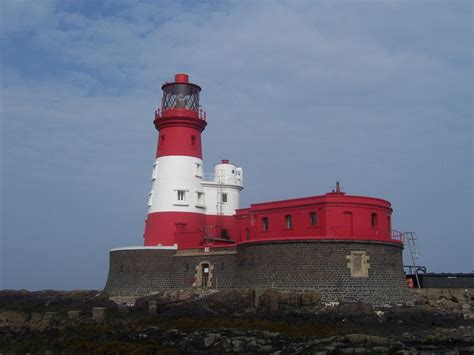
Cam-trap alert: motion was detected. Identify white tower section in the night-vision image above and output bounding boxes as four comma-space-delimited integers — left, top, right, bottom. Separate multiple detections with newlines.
148, 156, 206, 213
201, 160, 243, 216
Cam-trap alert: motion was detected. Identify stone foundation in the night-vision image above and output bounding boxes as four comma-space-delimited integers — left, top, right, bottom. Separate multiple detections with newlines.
104, 240, 409, 304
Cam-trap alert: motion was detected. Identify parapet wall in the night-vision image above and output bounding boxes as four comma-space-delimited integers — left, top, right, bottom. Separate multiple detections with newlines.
104, 249, 175, 297
104, 240, 409, 304
236, 240, 409, 305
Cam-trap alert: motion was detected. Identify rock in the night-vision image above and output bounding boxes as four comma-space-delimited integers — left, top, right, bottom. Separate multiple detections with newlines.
319, 336, 344, 345
44, 312, 57, 320
366, 335, 388, 346
203, 333, 219, 347
301, 290, 322, 306
148, 300, 157, 315
372, 346, 390, 353
232, 339, 244, 352
118, 304, 129, 313
262, 330, 280, 338
344, 334, 367, 345
67, 310, 81, 319
259, 345, 273, 352
92, 307, 106, 321
261, 289, 280, 311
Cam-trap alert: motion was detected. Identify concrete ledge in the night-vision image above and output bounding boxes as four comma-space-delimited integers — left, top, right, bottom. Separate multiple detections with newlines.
110, 245, 178, 252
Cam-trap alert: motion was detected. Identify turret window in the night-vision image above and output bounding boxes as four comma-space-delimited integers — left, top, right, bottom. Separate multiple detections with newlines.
285, 215, 293, 229
262, 217, 269, 231
160, 135, 165, 147
309, 212, 317, 226
191, 135, 196, 146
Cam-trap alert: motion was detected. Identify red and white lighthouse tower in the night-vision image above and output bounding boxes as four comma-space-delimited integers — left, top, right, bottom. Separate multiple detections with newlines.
144, 73, 208, 246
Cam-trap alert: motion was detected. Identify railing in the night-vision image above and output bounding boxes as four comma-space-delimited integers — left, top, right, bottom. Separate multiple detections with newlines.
328, 226, 404, 243
391, 230, 404, 242
154, 107, 207, 121
202, 173, 243, 186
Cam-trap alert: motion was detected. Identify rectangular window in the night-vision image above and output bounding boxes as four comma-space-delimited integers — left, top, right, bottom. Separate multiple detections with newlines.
262, 217, 269, 231
196, 191, 205, 206
221, 193, 228, 203
309, 212, 317, 226
285, 215, 293, 229
191, 135, 196, 146
160, 134, 165, 147
371, 213, 378, 227
195, 163, 202, 177
177, 190, 186, 201
147, 191, 153, 207
221, 229, 229, 239
151, 163, 158, 180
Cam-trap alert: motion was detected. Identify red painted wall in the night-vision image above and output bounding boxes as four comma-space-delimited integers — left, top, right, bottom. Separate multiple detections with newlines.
144, 211, 206, 246
155, 125, 204, 158
146, 193, 400, 249
232, 192, 399, 246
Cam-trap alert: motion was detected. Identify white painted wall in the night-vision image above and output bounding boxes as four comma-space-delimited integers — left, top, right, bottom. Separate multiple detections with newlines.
147, 157, 244, 216
148, 155, 206, 214
201, 162, 244, 216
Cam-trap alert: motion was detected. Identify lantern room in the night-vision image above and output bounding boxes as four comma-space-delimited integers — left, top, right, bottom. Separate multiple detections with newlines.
161, 73, 201, 113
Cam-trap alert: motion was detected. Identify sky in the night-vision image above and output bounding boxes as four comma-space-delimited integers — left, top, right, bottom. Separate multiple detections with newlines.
1, 0, 472, 290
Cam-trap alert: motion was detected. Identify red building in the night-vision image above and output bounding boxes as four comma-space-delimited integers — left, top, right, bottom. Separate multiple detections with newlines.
142, 74, 402, 250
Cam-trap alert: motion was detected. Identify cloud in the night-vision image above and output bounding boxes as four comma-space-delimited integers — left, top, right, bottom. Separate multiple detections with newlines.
1, 0, 472, 289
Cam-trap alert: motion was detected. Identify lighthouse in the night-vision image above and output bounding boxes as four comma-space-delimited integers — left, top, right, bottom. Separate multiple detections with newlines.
105, 72, 409, 305
144, 73, 244, 247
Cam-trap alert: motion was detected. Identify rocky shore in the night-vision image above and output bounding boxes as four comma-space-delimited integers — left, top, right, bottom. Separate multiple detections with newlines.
0, 288, 473, 354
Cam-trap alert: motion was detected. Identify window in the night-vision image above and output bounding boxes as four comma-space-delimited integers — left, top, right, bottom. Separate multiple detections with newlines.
262, 217, 269, 231
174, 189, 189, 206
196, 191, 205, 206
285, 215, 293, 229
221, 229, 229, 239
309, 212, 317, 226
147, 191, 153, 207
195, 163, 202, 177
191, 135, 196, 146
371, 213, 378, 227
221, 193, 228, 203
151, 163, 158, 180
160, 134, 165, 147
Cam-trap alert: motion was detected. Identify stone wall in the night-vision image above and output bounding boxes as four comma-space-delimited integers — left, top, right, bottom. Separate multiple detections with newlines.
170, 251, 237, 289
104, 249, 175, 297
236, 240, 409, 305
104, 241, 410, 304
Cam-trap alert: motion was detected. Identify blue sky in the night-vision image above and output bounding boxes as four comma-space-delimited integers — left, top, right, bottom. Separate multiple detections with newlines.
1, 0, 472, 290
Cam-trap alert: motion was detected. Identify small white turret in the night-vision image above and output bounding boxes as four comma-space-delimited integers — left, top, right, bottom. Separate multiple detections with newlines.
202, 159, 243, 216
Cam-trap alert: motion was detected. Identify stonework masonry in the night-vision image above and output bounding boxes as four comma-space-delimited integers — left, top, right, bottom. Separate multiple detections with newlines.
104, 240, 409, 305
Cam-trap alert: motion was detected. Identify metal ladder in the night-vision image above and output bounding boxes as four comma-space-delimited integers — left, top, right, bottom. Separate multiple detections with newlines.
216, 170, 225, 237
404, 231, 421, 288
